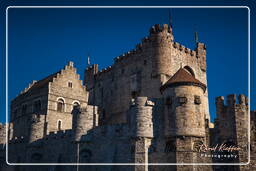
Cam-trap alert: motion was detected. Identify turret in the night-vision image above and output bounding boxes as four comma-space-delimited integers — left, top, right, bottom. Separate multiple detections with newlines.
129, 97, 154, 138
128, 97, 154, 170
84, 64, 98, 90
28, 114, 46, 143
161, 68, 207, 137
148, 24, 173, 78
214, 94, 249, 164
196, 42, 207, 72
72, 104, 98, 142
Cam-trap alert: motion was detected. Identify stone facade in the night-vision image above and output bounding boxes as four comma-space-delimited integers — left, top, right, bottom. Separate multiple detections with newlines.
0, 23, 254, 171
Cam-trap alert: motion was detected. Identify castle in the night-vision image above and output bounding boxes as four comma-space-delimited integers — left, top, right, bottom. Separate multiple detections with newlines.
0, 23, 255, 171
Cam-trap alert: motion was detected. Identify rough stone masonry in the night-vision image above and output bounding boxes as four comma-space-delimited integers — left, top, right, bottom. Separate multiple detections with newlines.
0, 23, 255, 171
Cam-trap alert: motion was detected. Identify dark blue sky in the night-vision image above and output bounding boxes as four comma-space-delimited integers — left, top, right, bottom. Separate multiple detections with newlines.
0, 1, 255, 123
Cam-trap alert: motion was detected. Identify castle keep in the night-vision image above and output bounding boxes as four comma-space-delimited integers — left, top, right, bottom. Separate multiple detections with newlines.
0, 23, 255, 171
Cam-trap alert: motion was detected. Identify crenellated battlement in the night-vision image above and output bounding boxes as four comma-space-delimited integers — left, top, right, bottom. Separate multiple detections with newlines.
215, 94, 249, 123
0, 123, 7, 145
215, 94, 248, 108
96, 66, 113, 76
9, 129, 74, 145
88, 23, 203, 78
149, 24, 172, 35
129, 97, 154, 138
45, 129, 73, 140
172, 41, 197, 57
9, 136, 26, 144
0, 123, 7, 131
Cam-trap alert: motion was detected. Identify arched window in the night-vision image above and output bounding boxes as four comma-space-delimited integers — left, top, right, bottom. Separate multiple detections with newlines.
57, 120, 62, 130
72, 102, 80, 111
184, 66, 195, 77
57, 99, 65, 112
33, 100, 41, 113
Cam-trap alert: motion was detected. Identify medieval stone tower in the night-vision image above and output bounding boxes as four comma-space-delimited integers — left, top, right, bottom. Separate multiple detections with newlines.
0, 22, 254, 171
84, 24, 210, 126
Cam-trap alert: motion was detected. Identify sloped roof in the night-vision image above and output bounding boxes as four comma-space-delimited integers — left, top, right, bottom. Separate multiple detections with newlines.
160, 68, 206, 92
22, 71, 61, 94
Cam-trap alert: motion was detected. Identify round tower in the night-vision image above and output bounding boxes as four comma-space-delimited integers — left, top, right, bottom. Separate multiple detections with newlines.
149, 24, 173, 78
72, 104, 98, 142
161, 68, 207, 137
129, 97, 154, 171
28, 114, 45, 143
129, 97, 154, 138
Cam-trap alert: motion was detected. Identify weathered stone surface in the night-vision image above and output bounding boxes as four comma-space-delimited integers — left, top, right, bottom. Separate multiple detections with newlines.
0, 23, 254, 171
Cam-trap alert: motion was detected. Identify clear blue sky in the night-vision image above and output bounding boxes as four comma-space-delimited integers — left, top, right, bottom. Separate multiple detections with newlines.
0, 0, 255, 123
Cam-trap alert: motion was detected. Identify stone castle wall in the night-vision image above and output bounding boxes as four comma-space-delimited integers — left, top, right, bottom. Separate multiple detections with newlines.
47, 62, 88, 133
0, 23, 254, 171
85, 24, 210, 125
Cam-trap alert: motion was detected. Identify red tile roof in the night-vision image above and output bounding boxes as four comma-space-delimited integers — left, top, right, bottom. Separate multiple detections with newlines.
160, 68, 206, 92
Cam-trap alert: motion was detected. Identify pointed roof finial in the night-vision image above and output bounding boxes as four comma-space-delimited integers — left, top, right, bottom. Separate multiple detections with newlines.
87, 53, 90, 66
168, 9, 172, 28
195, 31, 199, 45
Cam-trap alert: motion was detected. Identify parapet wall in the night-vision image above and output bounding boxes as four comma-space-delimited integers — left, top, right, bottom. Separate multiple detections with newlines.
0, 123, 7, 144
215, 94, 248, 115
129, 97, 154, 138
81, 123, 129, 142
85, 24, 203, 80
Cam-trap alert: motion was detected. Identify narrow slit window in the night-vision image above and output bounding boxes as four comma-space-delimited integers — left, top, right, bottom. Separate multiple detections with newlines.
68, 82, 73, 88
57, 120, 62, 130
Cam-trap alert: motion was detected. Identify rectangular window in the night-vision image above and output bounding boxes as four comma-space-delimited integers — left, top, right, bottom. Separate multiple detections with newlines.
178, 97, 187, 104
58, 120, 62, 130
194, 95, 201, 104
68, 82, 73, 88
166, 97, 172, 105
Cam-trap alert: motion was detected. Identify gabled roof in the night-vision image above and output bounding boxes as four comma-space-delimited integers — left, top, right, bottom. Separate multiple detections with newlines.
160, 68, 206, 92
29, 71, 61, 91
21, 71, 61, 95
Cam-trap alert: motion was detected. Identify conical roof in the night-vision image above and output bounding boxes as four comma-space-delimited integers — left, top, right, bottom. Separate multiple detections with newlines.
160, 68, 206, 92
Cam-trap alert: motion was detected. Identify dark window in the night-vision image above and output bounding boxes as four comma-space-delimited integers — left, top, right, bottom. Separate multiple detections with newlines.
68, 82, 73, 88
33, 100, 41, 113
72, 102, 80, 111
121, 68, 125, 74
57, 99, 65, 112
144, 60, 147, 65
165, 140, 176, 153
131, 91, 138, 98
57, 120, 62, 130
194, 95, 201, 104
166, 97, 172, 105
177, 97, 187, 105
22, 105, 27, 115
